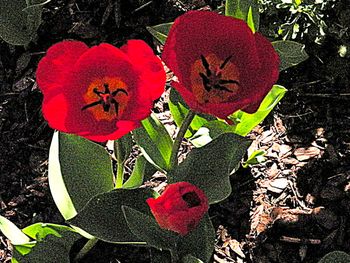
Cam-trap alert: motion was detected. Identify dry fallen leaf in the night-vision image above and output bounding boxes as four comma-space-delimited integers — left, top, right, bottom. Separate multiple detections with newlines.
294, 146, 321, 161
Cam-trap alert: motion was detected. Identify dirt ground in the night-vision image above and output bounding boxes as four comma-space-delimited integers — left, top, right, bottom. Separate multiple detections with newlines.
0, 0, 349, 262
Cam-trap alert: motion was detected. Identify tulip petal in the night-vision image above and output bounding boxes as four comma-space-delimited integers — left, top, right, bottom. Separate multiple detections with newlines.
36, 41, 89, 94
121, 40, 166, 101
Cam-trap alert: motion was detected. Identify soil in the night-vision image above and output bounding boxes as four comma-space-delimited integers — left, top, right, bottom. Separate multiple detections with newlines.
1, 0, 349, 263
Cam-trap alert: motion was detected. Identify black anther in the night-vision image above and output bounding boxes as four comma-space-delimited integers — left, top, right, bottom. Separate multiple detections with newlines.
112, 89, 128, 96
200, 55, 211, 77
219, 55, 233, 69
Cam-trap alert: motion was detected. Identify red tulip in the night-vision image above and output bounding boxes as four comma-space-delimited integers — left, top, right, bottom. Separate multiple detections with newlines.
36, 40, 166, 142
162, 11, 279, 119
147, 182, 209, 236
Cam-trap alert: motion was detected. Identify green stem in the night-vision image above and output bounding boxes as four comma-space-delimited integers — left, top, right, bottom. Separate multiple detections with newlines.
169, 110, 196, 170
74, 238, 98, 262
115, 140, 124, 188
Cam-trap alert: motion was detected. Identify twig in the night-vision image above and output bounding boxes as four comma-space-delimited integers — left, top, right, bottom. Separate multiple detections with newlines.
132, 1, 152, 13
280, 236, 321, 245
302, 93, 350, 99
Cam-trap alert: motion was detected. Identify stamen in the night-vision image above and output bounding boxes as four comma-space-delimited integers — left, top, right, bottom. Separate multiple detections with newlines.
200, 55, 211, 77
103, 83, 110, 94
112, 89, 128, 96
219, 55, 233, 69
213, 84, 233, 93
219, 79, 240, 85
111, 99, 119, 116
81, 100, 102, 111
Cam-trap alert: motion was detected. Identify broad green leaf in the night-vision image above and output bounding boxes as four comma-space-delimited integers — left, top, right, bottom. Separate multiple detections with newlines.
22, 223, 76, 241
122, 206, 179, 251
242, 149, 266, 168
13, 243, 36, 256
225, 0, 259, 32
229, 85, 287, 136
169, 133, 251, 204
114, 132, 133, 163
318, 251, 350, 263
123, 155, 147, 189
12, 222, 79, 262
183, 255, 204, 263
48, 132, 114, 220
246, 6, 256, 33
48, 132, 76, 220
0, 215, 31, 245
177, 214, 215, 263
0, 0, 50, 45
133, 113, 173, 172
169, 88, 215, 138
150, 248, 172, 263
69, 188, 156, 243
146, 22, 173, 45
123, 208, 214, 263
272, 40, 309, 71
18, 231, 80, 263
190, 120, 235, 147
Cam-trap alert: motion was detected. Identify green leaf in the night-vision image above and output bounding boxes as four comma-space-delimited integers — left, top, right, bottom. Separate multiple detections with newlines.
68, 188, 156, 243
122, 206, 179, 251
229, 85, 287, 136
272, 40, 309, 71
190, 120, 235, 147
114, 132, 133, 163
169, 88, 215, 138
22, 223, 76, 241
0, 215, 31, 245
123, 208, 214, 263
123, 155, 147, 189
318, 251, 350, 263
48, 132, 114, 220
18, 231, 80, 263
177, 214, 215, 263
150, 248, 172, 263
13, 243, 36, 257
242, 149, 266, 168
146, 22, 173, 45
169, 133, 251, 204
183, 255, 204, 263
225, 0, 259, 32
11, 222, 79, 262
0, 0, 50, 45
133, 113, 173, 172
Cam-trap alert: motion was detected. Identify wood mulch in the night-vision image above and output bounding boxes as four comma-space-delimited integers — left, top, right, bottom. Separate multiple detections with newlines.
1, 0, 350, 262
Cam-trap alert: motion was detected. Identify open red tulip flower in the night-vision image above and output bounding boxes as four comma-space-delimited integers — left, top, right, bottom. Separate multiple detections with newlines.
36, 40, 166, 142
162, 11, 280, 119
147, 182, 209, 236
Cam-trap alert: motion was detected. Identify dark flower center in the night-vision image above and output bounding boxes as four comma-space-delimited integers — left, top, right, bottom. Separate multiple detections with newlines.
182, 191, 201, 208
199, 54, 240, 93
81, 83, 128, 116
